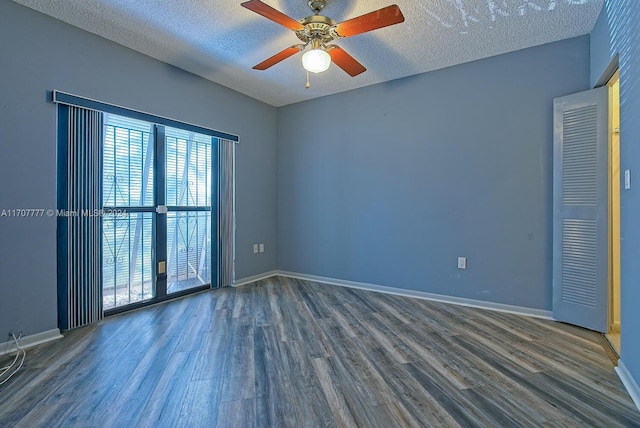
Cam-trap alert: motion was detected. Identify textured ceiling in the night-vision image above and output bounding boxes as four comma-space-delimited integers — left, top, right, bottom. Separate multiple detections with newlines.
12, 0, 603, 107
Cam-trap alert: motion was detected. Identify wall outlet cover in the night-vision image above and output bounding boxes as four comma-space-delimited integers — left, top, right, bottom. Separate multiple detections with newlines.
625, 169, 631, 190
457, 257, 467, 269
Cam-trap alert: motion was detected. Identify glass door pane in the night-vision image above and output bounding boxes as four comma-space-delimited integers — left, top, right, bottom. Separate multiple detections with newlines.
167, 211, 211, 293
102, 114, 156, 309
165, 127, 213, 294
102, 212, 154, 310
165, 130, 211, 207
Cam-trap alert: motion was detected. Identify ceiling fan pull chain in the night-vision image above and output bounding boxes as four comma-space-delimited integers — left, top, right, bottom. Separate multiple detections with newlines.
305, 70, 310, 88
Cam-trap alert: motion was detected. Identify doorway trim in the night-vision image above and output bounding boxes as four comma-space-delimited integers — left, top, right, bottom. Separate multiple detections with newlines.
605, 69, 621, 356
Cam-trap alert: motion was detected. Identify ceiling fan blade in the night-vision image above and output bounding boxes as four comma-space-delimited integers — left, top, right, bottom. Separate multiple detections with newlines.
241, 0, 304, 31
333, 4, 405, 38
328, 46, 366, 76
253, 46, 302, 70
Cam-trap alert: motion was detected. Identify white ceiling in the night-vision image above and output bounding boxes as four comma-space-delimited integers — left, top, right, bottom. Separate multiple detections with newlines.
13, 0, 603, 107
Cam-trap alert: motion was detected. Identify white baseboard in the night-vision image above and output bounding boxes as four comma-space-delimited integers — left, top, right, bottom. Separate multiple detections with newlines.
233, 270, 278, 287
276, 270, 553, 320
231, 269, 553, 319
0, 329, 63, 357
616, 360, 640, 412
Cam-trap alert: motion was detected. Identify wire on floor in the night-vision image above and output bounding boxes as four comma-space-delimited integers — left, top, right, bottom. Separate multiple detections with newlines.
0, 332, 26, 385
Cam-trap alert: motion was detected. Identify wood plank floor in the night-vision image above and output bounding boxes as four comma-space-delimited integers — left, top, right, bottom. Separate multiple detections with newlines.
1, 276, 639, 427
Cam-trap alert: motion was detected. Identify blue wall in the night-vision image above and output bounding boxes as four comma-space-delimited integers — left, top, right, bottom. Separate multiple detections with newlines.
590, 0, 640, 397
278, 36, 590, 311
589, 5, 615, 88
0, 0, 278, 337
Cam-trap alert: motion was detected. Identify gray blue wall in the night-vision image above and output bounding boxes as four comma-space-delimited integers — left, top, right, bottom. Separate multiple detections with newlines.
590, 0, 640, 396
0, 0, 278, 337
589, 5, 615, 88
278, 36, 590, 311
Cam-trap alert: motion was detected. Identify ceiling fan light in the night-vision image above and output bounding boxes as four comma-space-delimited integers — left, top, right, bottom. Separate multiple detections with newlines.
302, 49, 331, 73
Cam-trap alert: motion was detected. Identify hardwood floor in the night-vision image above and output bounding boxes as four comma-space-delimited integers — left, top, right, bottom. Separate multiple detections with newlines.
1, 276, 639, 427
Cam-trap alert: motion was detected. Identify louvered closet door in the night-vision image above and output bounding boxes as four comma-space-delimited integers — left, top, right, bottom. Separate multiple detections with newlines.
553, 87, 609, 332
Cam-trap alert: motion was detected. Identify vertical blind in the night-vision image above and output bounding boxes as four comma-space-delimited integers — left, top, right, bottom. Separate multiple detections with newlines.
218, 139, 235, 287
57, 106, 104, 330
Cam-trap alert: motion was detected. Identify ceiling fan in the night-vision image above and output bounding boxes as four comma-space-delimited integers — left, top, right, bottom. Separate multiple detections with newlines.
241, 0, 405, 77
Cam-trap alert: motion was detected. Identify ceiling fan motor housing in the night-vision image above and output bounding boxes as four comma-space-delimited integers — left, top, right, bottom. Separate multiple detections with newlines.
296, 15, 338, 46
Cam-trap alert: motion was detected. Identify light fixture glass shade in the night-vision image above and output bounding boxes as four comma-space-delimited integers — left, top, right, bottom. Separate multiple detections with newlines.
302, 49, 331, 73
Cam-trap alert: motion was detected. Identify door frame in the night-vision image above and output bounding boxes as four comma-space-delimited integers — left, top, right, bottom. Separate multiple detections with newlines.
605, 69, 621, 352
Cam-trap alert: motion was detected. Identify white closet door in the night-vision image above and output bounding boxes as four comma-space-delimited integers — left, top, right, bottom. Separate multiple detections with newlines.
553, 87, 609, 333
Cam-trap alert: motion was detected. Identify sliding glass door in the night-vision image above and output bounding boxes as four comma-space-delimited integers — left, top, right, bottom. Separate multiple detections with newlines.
102, 115, 214, 311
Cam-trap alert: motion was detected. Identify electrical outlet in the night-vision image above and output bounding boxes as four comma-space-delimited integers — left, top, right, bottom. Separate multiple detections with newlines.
625, 169, 631, 190
253, 244, 259, 253
457, 257, 467, 269
259, 244, 265, 253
